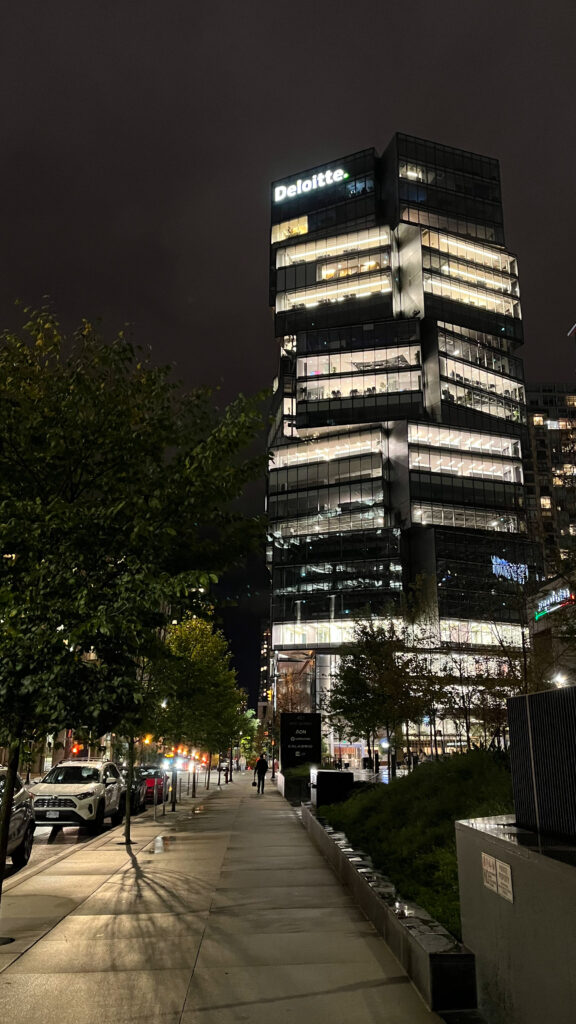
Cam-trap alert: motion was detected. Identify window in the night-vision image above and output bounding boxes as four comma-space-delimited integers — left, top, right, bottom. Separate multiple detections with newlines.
540, 496, 552, 509
276, 227, 390, 268
271, 216, 309, 244
422, 228, 517, 275
272, 428, 385, 468
409, 448, 523, 484
270, 507, 389, 538
276, 270, 392, 312
408, 423, 521, 458
411, 503, 522, 532
439, 355, 524, 403
297, 346, 420, 380
423, 271, 521, 319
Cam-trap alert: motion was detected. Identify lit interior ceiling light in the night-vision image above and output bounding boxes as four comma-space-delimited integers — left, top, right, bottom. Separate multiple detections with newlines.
438, 235, 506, 263
440, 263, 512, 291
280, 231, 390, 263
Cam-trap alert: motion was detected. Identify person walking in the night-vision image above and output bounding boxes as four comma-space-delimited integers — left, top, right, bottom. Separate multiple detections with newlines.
255, 753, 269, 794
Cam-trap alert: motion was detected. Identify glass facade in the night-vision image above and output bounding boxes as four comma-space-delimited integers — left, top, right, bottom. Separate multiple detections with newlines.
268, 133, 534, 709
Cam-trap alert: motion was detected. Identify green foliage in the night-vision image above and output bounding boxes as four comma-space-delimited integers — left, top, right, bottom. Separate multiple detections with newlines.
0, 306, 266, 744
282, 762, 315, 779
328, 619, 417, 754
320, 750, 513, 938
161, 615, 245, 753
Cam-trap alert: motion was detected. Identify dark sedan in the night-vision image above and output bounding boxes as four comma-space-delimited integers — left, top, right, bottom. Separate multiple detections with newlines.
119, 766, 148, 813
0, 768, 35, 867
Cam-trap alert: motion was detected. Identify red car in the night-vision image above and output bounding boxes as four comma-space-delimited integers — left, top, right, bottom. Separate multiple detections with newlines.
143, 769, 170, 803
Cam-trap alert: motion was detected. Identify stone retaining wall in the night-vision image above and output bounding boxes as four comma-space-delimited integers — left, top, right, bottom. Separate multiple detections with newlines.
300, 803, 477, 1013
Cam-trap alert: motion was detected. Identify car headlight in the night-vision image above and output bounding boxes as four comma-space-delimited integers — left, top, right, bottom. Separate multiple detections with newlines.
75, 790, 95, 801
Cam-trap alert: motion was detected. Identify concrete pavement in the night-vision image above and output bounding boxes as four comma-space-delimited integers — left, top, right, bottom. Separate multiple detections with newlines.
0, 771, 442, 1023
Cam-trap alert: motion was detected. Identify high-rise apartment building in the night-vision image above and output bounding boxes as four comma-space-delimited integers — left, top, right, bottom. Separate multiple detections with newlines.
525, 384, 576, 573
267, 134, 536, 712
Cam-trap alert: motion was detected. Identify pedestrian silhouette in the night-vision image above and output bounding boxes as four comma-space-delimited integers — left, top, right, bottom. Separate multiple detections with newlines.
255, 754, 269, 794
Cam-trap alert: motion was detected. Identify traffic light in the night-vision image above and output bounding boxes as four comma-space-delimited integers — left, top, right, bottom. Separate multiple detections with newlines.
267, 688, 273, 702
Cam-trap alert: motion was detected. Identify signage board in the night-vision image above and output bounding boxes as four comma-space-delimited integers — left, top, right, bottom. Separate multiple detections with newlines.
482, 852, 498, 893
482, 852, 514, 902
535, 587, 575, 620
491, 556, 528, 584
274, 168, 348, 203
280, 712, 322, 770
496, 859, 514, 902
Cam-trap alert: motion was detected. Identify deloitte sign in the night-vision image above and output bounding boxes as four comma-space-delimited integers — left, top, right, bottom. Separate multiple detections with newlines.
274, 167, 349, 203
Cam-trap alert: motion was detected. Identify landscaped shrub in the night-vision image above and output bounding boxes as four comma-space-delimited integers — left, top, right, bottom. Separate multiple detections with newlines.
319, 749, 513, 939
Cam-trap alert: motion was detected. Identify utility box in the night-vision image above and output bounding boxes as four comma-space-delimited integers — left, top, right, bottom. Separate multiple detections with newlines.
508, 686, 576, 839
310, 769, 354, 807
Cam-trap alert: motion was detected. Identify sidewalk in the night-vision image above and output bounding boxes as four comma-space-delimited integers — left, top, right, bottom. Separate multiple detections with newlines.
0, 772, 442, 1024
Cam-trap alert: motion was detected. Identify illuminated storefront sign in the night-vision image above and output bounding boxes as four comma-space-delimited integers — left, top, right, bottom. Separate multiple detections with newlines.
535, 587, 575, 620
491, 556, 529, 584
274, 168, 348, 203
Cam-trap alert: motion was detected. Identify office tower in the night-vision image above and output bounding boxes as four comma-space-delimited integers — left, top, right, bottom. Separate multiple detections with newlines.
267, 133, 535, 713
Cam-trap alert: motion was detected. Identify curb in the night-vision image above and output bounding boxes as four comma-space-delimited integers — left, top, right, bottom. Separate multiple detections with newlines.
3, 783, 220, 894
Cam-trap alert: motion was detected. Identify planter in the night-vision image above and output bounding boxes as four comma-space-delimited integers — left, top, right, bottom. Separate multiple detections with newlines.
276, 770, 310, 805
300, 803, 477, 1013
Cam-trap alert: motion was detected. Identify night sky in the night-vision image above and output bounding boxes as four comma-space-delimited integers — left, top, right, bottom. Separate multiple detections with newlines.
2, 2, 575, 699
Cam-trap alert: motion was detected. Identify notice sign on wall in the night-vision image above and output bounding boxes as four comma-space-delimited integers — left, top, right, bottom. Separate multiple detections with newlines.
280, 712, 322, 770
482, 852, 514, 903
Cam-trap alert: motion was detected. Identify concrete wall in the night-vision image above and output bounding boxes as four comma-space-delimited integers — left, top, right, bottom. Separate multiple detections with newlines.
456, 816, 576, 1024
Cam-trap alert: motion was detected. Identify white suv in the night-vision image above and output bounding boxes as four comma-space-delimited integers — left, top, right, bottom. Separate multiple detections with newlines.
32, 759, 125, 832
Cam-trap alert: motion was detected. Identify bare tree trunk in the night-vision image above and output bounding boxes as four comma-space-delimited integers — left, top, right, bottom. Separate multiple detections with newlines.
123, 735, 134, 845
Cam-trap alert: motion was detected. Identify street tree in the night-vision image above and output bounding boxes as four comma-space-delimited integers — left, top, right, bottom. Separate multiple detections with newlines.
161, 615, 246, 783
328, 619, 415, 773
0, 307, 266, 898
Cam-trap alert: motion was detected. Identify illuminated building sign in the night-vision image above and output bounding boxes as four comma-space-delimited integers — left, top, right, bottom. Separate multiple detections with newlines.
274, 168, 348, 203
535, 587, 575, 620
491, 556, 529, 584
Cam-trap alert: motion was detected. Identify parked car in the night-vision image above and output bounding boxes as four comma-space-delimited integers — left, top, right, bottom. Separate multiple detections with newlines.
0, 767, 35, 867
31, 759, 125, 832
143, 768, 170, 803
119, 766, 148, 814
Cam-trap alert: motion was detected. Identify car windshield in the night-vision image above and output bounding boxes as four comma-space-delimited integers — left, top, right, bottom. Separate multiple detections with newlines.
42, 765, 101, 784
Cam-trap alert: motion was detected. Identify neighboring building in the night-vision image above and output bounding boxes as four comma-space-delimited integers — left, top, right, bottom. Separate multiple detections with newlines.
267, 133, 537, 714
525, 384, 576, 573
257, 623, 272, 725
530, 572, 576, 685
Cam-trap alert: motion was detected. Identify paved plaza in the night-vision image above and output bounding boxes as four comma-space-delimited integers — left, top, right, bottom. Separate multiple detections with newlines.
0, 771, 443, 1023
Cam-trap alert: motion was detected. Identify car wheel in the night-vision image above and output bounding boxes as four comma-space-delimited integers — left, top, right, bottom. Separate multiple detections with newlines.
87, 800, 105, 834
11, 825, 34, 868
110, 795, 125, 827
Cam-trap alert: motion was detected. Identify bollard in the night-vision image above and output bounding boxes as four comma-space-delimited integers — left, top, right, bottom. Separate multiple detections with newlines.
153, 778, 158, 821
